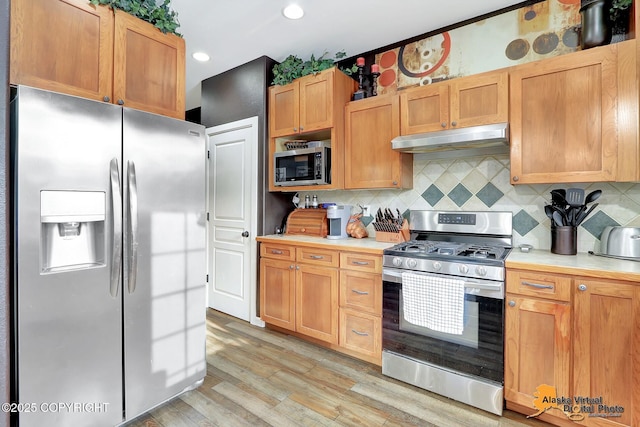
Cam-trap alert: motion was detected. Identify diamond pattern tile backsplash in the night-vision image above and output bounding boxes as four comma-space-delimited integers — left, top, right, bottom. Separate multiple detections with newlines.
299, 154, 640, 253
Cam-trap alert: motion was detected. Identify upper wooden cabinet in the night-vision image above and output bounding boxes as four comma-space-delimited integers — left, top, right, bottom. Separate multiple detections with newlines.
399, 70, 508, 135
113, 11, 185, 119
10, 0, 114, 102
509, 42, 638, 184
269, 67, 353, 137
10, 0, 186, 119
344, 95, 413, 189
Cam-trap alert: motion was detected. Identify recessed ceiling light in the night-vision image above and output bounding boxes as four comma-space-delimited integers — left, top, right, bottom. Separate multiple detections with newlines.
283, 4, 304, 20
192, 52, 210, 62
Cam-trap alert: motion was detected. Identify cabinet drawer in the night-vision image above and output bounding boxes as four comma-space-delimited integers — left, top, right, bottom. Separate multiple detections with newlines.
260, 243, 295, 261
339, 309, 381, 359
296, 247, 339, 267
506, 270, 571, 302
339, 270, 381, 315
340, 252, 382, 273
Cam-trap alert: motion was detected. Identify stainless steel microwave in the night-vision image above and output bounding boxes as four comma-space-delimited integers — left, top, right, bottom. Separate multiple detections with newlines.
274, 142, 331, 186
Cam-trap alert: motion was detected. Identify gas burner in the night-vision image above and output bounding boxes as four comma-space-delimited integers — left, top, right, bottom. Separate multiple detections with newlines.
402, 244, 428, 253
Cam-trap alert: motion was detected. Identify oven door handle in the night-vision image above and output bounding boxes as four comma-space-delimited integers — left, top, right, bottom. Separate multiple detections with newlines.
383, 269, 503, 293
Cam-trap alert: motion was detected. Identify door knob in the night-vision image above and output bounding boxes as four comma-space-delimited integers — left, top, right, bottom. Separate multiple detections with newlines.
242, 231, 249, 237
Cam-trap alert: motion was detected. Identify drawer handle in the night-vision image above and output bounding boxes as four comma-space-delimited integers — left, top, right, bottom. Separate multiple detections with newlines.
351, 289, 369, 295
271, 249, 284, 254
351, 329, 369, 337
351, 261, 370, 266
521, 281, 554, 290
309, 255, 324, 260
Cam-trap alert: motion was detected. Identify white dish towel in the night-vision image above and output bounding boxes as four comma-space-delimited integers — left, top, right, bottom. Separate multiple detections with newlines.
401, 272, 465, 335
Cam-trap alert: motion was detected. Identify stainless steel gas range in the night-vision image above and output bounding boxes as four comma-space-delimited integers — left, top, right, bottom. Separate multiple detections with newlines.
382, 210, 512, 416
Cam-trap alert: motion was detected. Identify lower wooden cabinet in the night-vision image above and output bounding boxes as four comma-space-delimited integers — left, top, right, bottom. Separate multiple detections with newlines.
505, 269, 640, 427
259, 242, 382, 364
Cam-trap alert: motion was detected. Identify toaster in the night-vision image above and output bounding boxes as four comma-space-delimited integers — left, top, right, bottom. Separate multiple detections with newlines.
599, 226, 640, 259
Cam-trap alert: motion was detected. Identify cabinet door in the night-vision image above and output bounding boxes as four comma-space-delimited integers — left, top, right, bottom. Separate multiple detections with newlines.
296, 264, 338, 344
449, 71, 508, 128
259, 258, 296, 331
509, 44, 618, 184
10, 0, 114, 102
504, 295, 571, 415
113, 11, 185, 119
344, 95, 412, 189
399, 83, 449, 135
339, 309, 381, 362
269, 81, 300, 137
299, 70, 334, 133
573, 279, 639, 427
339, 270, 381, 316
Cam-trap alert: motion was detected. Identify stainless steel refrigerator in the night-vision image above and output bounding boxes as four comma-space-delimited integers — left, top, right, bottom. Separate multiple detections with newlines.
11, 86, 207, 426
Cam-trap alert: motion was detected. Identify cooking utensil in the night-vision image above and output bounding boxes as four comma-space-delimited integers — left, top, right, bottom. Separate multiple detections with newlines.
565, 188, 584, 225
544, 205, 554, 220
573, 189, 602, 225
552, 210, 565, 227
550, 189, 567, 207
575, 202, 598, 225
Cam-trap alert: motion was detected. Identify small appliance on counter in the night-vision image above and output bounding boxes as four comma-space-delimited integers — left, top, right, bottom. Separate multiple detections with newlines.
595, 226, 640, 261
285, 208, 328, 237
326, 205, 351, 239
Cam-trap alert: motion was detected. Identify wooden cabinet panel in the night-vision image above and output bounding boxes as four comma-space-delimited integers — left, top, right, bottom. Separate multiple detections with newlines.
296, 247, 339, 268
339, 309, 381, 361
259, 258, 296, 330
339, 270, 381, 316
506, 270, 572, 302
260, 243, 295, 261
299, 71, 333, 133
399, 69, 507, 135
296, 264, 338, 344
113, 11, 185, 119
10, 0, 114, 101
344, 95, 412, 189
509, 44, 618, 184
400, 84, 449, 134
504, 294, 571, 413
340, 252, 382, 273
269, 81, 299, 137
573, 278, 640, 427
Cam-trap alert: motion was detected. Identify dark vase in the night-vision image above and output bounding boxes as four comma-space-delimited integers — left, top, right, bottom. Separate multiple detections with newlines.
580, 0, 612, 49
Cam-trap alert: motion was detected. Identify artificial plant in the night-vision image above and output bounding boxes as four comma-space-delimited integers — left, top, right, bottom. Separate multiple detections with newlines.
272, 51, 359, 86
89, 0, 181, 36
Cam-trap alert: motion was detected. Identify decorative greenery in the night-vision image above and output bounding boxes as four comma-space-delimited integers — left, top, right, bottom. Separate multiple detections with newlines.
89, 0, 181, 36
610, 0, 632, 26
272, 51, 359, 86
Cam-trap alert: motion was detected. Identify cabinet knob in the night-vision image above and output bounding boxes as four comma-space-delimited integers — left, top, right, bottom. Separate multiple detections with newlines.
301, 227, 306, 233
103, 96, 110, 102
451, 121, 458, 127
296, 265, 300, 270
512, 176, 519, 182
242, 231, 249, 237
392, 181, 398, 186
441, 122, 447, 128
300, 126, 304, 131
289, 265, 294, 270
117, 99, 125, 105
508, 300, 516, 307
578, 284, 587, 291
293, 127, 298, 132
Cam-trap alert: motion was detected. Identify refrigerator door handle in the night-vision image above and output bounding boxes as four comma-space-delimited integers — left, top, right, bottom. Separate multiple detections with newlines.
109, 158, 122, 298
127, 160, 139, 294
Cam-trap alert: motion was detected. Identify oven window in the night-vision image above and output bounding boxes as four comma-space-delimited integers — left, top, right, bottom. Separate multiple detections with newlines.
383, 281, 504, 384
275, 154, 314, 181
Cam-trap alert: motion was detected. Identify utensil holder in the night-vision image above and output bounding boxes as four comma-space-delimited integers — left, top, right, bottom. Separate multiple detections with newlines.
551, 225, 577, 255
374, 219, 410, 243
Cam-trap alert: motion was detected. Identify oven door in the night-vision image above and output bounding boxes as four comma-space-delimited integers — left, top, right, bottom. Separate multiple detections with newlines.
382, 268, 504, 384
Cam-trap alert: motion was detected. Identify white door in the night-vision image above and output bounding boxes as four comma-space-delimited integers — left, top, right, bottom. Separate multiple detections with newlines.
206, 117, 259, 323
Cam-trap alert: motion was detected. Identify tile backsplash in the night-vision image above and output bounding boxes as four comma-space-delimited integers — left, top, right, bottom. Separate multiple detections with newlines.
300, 154, 640, 253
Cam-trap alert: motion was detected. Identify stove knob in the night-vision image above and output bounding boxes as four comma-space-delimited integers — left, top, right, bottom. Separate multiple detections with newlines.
392, 257, 403, 267
459, 264, 469, 274
432, 261, 442, 271
475, 265, 487, 277
407, 259, 418, 269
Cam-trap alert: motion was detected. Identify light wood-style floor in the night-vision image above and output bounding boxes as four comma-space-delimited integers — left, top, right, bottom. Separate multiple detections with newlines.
127, 309, 551, 427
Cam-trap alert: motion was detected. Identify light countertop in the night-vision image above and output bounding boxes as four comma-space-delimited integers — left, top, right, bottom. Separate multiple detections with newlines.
256, 234, 396, 254
507, 249, 640, 282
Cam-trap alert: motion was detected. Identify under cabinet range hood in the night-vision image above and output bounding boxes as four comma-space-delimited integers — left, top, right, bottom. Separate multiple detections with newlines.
391, 122, 510, 159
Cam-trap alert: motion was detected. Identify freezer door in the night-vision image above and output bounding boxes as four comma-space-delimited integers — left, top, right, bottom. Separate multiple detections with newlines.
122, 108, 206, 420
13, 86, 124, 426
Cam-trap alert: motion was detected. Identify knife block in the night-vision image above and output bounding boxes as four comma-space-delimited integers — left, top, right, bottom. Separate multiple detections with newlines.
375, 219, 410, 243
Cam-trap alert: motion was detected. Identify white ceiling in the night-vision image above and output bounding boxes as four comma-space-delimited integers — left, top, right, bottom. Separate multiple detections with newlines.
170, 0, 527, 110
